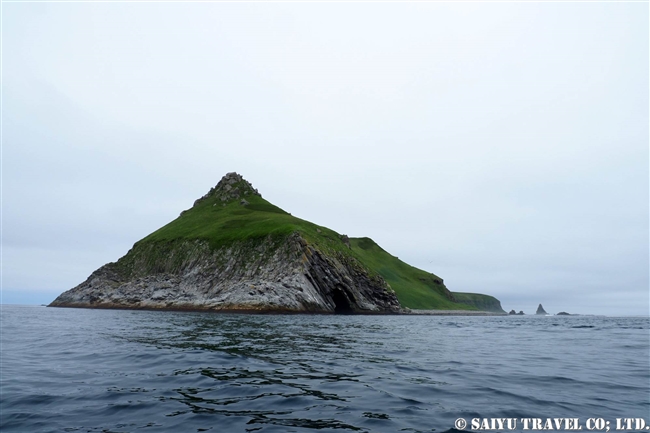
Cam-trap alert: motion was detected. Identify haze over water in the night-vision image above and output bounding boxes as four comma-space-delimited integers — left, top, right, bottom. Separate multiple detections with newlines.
1, 306, 648, 432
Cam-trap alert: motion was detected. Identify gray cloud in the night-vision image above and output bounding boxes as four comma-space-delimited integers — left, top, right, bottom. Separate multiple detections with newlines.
3, 3, 647, 315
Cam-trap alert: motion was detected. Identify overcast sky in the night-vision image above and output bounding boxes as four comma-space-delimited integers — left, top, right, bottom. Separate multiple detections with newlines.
3, 2, 648, 316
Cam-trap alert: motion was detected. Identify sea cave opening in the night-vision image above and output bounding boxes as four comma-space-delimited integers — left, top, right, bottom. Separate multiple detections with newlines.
332, 288, 354, 314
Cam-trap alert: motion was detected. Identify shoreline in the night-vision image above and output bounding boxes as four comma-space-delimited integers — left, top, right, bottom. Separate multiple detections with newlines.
47, 304, 506, 316
404, 309, 507, 316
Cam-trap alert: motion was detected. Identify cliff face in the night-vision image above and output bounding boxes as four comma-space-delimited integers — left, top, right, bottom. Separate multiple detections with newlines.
49, 232, 401, 313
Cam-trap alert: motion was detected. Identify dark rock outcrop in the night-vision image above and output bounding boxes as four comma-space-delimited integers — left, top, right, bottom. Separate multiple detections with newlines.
536, 304, 548, 315
194, 172, 261, 207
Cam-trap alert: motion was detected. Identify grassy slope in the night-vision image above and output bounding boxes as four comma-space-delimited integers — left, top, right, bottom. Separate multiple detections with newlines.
135, 192, 482, 310
451, 292, 505, 313
139, 193, 347, 255
348, 238, 476, 310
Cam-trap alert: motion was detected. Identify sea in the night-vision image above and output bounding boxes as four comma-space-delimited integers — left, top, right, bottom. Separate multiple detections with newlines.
1, 305, 648, 433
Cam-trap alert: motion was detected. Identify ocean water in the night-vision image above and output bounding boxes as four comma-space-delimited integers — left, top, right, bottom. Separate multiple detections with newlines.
1, 305, 648, 433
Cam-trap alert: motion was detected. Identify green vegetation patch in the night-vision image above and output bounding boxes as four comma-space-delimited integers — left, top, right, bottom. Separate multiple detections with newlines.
138, 194, 351, 256
348, 238, 477, 311
451, 292, 505, 313
142, 195, 296, 248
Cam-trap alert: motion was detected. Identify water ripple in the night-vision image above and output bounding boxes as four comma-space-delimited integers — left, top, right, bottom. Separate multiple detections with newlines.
1, 307, 648, 433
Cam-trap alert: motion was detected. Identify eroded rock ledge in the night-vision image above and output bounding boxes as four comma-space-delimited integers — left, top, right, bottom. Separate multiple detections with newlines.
49, 232, 401, 314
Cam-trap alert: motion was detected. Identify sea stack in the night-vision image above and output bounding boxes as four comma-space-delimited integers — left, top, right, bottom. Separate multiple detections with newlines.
536, 304, 548, 315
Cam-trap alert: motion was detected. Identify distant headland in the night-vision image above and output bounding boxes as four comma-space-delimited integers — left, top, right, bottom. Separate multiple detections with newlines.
50, 173, 505, 314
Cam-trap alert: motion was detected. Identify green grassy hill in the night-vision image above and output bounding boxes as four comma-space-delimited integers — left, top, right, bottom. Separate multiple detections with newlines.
140, 186, 354, 261
450, 292, 505, 313
132, 175, 497, 311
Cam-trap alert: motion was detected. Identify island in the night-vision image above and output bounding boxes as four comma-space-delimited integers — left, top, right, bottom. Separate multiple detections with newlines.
50, 173, 505, 314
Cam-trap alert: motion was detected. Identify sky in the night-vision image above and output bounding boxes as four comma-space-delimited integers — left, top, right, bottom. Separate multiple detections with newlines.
2, 1, 648, 316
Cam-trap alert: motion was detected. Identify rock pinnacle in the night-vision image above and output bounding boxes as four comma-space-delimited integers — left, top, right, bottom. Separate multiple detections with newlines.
193, 172, 261, 207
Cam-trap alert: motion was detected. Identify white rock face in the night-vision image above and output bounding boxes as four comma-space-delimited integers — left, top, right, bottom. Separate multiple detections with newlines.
50, 232, 401, 314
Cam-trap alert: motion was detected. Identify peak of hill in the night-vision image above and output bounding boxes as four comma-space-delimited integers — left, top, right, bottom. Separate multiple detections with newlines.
50, 172, 504, 314
193, 172, 261, 207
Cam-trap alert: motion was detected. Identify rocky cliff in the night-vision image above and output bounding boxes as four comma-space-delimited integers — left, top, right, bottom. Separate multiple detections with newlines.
50, 233, 400, 313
